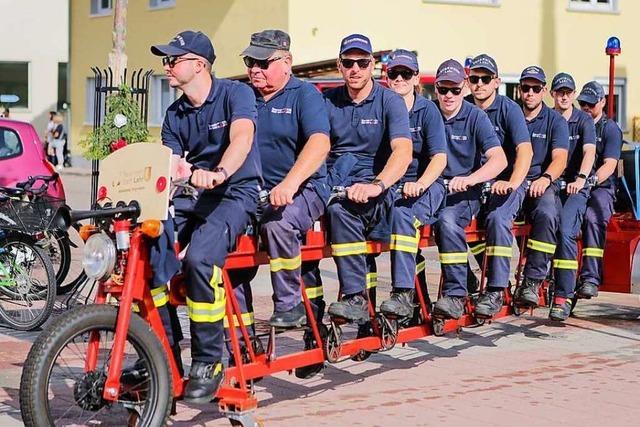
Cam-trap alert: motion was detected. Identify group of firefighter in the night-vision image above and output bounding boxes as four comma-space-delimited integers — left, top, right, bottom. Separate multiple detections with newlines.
143, 29, 623, 402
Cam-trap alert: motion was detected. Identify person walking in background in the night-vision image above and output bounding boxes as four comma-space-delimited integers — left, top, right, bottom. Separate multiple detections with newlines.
44, 111, 57, 164
51, 114, 66, 171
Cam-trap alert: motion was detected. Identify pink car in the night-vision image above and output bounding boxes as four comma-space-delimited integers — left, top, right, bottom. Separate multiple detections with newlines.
0, 118, 65, 200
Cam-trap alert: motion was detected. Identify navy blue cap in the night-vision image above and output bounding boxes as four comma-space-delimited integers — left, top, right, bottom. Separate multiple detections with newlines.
470, 54, 498, 75
151, 30, 216, 64
436, 59, 465, 84
577, 81, 605, 104
339, 34, 373, 55
387, 49, 419, 72
520, 65, 546, 84
241, 29, 290, 60
551, 73, 576, 91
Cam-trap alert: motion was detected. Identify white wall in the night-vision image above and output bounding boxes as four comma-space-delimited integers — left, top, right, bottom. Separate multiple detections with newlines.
0, 0, 69, 135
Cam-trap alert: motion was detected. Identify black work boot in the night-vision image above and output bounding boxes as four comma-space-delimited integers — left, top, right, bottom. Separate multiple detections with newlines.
576, 281, 599, 299
474, 290, 504, 318
269, 302, 307, 328
549, 299, 572, 321
432, 295, 465, 320
295, 324, 329, 379
380, 289, 416, 318
328, 293, 369, 323
514, 278, 542, 307
183, 361, 224, 403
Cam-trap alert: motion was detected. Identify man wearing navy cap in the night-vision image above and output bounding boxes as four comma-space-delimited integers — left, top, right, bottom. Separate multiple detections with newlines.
513, 66, 569, 309
431, 58, 507, 319
465, 54, 533, 318
324, 34, 413, 323
147, 30, 262, 402
549, 73, 596, 320
576, 81, 623, 299
379, 49, 447, 319
230, 29, 331, 379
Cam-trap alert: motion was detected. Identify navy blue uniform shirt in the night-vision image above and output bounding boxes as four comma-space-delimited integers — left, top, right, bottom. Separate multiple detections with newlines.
441, 100, 501, 179
524, 103, 569, 179
254, 76, 330, 190
324, 81, 411, 182
483, 94, 530, 181
404, 93, 446, 182
595, 114, 623, 186
564, 106, 596, 179
162, 77, 262, 194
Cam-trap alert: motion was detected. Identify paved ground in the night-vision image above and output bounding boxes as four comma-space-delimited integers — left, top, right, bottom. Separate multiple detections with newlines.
1, 170, 639, 426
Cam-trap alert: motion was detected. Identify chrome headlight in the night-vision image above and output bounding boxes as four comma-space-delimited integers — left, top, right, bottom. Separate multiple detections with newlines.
82, 233, 116, 280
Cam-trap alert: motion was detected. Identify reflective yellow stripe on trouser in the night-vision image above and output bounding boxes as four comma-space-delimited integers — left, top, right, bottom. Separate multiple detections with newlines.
224, 311, 255, 328
527, 239, 556, 254
187, 265, 225, 323
416, 259, 426, 274
553, 259, 579, 269
270, 254, 302, 272
486, 246, 512, 257
305, 285, 323, 299
439, 252, 468, 264
582, 247, 604, 257
470, 242, 486, 256
366, 272, 377, 289
331, 241, 367, 257
151, 285, 169, 307
390, 233, 419, 253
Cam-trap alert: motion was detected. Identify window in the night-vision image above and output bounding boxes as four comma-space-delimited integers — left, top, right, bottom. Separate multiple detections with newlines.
596, 77, 627, 131
150, 0, 176, 9
568, 0, 618, 13
57, 63, 68, 112
0, 62, 29, 109
85, 77, 96, 125
90, 0, 113, 16
150, 76, 178, 126
497, 75, 521, 103
0, 127, 23, 160
423, 0, 500, 6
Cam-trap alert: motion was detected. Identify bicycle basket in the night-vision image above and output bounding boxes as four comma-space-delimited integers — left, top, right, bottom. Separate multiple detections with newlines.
0, 196, 66, 233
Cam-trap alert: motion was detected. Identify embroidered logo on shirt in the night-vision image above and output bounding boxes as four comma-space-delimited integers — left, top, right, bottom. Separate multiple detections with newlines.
410, 126, 422, 132
531, 133, 546, 139
569, 134, 581, 141
360, 119, 379, 125
271, 107, 292, 114
208, 120, 228, 130
450, 135, 468, 141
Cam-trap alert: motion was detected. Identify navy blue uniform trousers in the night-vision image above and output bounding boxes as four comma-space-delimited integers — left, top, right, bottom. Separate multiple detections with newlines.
580, 184, 616, 287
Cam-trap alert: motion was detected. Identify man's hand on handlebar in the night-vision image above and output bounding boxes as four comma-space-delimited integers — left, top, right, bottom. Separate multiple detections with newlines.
347, 183, 382, 203
566, 177, 586, 195
491, 180, 515, 196
448, 176, 477, 193
528, 177, 550, 198
269, 182, 297, 207
403, 181, 427, 198
190, 169, 225, 190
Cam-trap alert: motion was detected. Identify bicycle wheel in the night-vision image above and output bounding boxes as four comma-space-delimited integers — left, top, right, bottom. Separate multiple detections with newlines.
20, 304, 173, 426
47, 227, 87, 295
0, 235, 56, 330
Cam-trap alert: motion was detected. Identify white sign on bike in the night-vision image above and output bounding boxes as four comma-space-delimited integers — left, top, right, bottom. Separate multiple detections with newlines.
98, 143, 172, 221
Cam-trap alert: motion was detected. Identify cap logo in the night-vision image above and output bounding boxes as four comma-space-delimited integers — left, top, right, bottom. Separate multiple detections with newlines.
439, 66, 461, 75
474, 58, 494, 67
344, 37, 369, 45
583, 87, 597, 96
555, 77, 572, 86
524, 66, 540, 74
173, 35, 186, 46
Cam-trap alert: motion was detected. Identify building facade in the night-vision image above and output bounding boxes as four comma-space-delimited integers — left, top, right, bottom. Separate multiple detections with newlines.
0, 0, 69, 135
69, 0, 638, 150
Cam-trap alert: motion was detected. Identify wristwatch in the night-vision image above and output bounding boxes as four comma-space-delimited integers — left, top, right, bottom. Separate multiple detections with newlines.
542, 173, 553, 183
371, 178, 386, 192
212, 166, 228, 182
577, 173, 587, 180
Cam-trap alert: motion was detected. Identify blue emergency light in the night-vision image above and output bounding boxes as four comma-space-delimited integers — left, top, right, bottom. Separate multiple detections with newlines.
606, 36, 621, 55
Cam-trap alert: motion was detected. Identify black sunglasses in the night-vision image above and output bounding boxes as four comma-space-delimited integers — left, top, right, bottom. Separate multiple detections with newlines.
243, 56, 283, 70
468, 75, 495, 85
387, 68, 416, 80
579, 100, 596, 108
340, 58, 372, 69
521, 84, 544, 94
162, 55, 199, 68
436, 86, 463, 96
